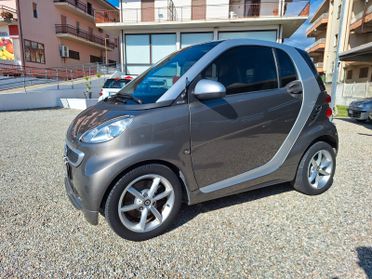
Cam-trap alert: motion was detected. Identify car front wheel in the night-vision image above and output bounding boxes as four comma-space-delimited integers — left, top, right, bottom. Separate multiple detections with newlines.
105, 164, 182, 241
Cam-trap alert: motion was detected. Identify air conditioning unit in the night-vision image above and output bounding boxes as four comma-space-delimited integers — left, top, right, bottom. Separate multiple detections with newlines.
60, 45, 69, 58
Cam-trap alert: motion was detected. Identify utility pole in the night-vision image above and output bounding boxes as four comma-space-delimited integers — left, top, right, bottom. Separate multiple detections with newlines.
104, 38, 108, 65
330, 0, 348, 112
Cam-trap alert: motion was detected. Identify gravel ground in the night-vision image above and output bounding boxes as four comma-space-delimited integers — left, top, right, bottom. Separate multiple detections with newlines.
0, 109, 371, 278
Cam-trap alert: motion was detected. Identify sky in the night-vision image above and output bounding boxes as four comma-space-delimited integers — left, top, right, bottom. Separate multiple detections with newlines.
285, 0, 324, 49
107, 0, 323, 50
108, 0, 119, 6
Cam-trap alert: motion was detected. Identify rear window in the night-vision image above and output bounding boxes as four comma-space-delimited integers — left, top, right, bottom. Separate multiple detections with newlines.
296, 48, 326, 91
103, 79, 130, 89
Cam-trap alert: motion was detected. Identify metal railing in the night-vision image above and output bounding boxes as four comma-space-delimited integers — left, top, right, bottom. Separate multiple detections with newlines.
0, 5, 17, 22
55, 24, 116, 49
95, 1, 310, 24
351, 4, 372, 24
54, 0, 95, 17
306, 12, 328, 34
0, 62, 119, 91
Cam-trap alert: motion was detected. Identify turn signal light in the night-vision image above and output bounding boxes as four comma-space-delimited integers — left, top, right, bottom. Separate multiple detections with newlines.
99, 89, 103, 96
325, 107, 333, 118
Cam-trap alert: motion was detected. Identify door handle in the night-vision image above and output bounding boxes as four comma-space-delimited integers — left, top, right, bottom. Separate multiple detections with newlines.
285, 80, 303, 95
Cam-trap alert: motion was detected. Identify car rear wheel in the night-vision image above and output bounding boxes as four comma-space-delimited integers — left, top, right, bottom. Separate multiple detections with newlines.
292, 141, 336, 195
105, 164, 182, 241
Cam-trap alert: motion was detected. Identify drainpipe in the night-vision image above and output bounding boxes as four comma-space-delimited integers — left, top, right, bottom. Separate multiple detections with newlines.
330, 0, 347, 112
119, 0, 124, 73
15, 0, 25, 67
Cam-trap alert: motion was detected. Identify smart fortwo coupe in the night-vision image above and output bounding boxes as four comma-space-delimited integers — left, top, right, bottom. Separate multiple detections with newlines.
64, 39, 338, 241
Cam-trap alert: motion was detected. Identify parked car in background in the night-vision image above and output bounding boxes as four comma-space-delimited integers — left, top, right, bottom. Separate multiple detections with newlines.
98, 74, 133, 101
348, 98, 372, 122
64, 39, 338, 241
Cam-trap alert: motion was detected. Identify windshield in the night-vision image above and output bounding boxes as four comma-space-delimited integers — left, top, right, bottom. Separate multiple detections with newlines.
118, 41, 220, 104
103, 79, 131, 89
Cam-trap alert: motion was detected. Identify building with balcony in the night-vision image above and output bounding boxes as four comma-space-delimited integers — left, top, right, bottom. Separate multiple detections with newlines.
95, 0, 310, 75
306, 0, 371, 98
340, 0, 372, 97
305, 0, 328, 74
305, 0, 348, 83
0, 0, 119, 69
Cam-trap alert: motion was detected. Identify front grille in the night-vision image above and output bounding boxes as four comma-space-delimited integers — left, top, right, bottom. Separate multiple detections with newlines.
348, 110, 362, 118
66, 144, 79, 163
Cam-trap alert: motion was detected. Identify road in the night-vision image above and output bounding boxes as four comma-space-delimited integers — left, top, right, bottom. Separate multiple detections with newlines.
0, 109, 371, 278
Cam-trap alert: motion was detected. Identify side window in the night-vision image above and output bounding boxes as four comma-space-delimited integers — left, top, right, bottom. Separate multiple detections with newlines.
275, 48, 298, 87
201, 46, 278, 95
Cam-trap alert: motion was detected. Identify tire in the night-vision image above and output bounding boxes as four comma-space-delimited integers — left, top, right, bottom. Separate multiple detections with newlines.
292, 141, 336, 195
105, 164, 182, 241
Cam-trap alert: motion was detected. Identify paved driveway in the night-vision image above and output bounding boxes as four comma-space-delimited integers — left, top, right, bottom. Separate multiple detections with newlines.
0, 109, 371, 278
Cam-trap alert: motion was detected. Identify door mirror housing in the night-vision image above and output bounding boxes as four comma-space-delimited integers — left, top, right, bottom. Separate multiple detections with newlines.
193, 79, 226, 100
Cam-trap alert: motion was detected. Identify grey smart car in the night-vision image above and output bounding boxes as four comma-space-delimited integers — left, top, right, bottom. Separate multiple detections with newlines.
64, 39, 338, 241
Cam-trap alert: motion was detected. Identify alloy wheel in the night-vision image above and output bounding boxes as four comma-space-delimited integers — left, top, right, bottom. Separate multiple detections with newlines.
307, 149, 333, 189
117, 174, 175, 233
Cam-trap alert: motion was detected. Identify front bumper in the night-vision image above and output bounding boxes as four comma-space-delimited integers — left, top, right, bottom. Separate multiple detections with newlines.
347, 108, 369, 120
64, 177, 99, 225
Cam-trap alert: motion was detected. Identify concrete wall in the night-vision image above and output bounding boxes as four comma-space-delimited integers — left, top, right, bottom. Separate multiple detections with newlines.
0, 0, 16, 9
0, 76, 106, 111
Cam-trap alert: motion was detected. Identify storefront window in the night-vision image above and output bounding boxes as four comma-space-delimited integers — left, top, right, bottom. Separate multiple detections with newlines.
181, 32, 213, 48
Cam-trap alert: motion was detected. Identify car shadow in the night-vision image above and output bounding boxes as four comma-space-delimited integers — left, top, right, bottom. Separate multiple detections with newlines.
335, 117, 372, 129
169, 182, 293, 232
356, 247, 372, 279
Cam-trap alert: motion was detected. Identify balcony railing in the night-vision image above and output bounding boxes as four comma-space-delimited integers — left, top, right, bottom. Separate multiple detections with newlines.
95, 1, 310, 24
55, 24, 116, 49
54, 0, 95, 17
0, 5, 17, 22
306, 38, 326, 52
306, 12, 328, 35
350, 4, 372, 31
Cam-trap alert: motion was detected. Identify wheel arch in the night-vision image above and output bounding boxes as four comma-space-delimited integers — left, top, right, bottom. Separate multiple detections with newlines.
99, 160, 191, 212
309, 134, 338, 153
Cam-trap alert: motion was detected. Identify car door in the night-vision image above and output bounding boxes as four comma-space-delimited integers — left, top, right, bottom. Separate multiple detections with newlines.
189, 46, 302, 188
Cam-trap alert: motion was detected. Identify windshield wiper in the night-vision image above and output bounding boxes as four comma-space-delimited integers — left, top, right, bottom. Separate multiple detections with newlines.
106, 93, 142, 104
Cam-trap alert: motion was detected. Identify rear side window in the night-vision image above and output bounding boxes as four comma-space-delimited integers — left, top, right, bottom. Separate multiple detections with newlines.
296, 48, 326, 91
103, 79, 130, 89
275, 48, 297, 87
201, 46, 278, 95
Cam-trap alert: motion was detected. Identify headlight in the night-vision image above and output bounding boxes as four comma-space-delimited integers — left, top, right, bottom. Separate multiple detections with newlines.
80, 116, 133, 143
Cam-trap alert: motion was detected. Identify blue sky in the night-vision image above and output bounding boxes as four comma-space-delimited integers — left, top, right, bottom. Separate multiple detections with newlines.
108, 0, 119, 6
107, 0, 322, 49
285, 0, 323, 49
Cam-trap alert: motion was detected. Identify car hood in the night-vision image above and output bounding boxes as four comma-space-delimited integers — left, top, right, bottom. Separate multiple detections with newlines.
350, 98, 372, 107
66, 100, 172, 142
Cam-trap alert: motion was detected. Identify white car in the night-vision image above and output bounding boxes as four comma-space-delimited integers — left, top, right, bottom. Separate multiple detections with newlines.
98, 76, 133, 101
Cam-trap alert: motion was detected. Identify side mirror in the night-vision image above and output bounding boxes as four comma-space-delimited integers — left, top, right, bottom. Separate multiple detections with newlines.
286, 80, 303, 95
193, 79, 226, 100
